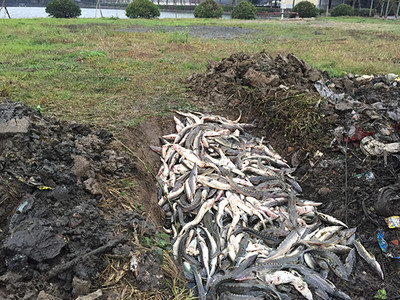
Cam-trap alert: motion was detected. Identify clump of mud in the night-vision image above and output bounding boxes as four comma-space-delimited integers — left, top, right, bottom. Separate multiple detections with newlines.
0, 101, 165, 299
187, 51, 326, 114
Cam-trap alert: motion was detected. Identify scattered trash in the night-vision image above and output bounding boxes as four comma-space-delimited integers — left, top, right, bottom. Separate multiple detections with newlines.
361, 136, 400, 156
375, 185, 400, 217
385, 216, 400, 229
354, 171, 375, 181
344, 125, 375, 143
365, 171, 376, 181
377, 230, 400, 259
314, 80, 343, 104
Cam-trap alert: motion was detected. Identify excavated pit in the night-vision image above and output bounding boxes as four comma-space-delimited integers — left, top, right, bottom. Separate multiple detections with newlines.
1, 51, 400, 299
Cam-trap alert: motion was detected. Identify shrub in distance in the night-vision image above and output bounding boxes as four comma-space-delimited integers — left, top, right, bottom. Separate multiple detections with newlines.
331, 4, 354, 16
292, 1, 319, 18
194, 0, 223, 18
45, 0, 81, 18
126, 0, 160, 19
232, 1, 258, 19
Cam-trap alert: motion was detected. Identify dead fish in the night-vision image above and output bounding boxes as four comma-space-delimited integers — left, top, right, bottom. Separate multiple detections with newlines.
261, 270, 313, 300
353, 239, 384, 280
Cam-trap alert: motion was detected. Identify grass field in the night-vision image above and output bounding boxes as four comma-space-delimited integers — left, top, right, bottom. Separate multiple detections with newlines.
1, 16, 400, 132
1, 16, 399, 300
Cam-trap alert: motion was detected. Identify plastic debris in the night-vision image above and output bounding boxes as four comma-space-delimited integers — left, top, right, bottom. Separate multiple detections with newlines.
354, 171, 375, 181
365, 171, 375, 181
375, 185, 400, 217
314, 80, 344, 104
377, 230, 400, 259
344, 126, 374, 143
377, 231, 389, 253
360, 136, 400, 156
385, 216, 400, 229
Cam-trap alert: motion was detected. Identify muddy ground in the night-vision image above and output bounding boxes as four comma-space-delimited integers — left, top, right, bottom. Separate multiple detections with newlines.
0, 50, 399, 300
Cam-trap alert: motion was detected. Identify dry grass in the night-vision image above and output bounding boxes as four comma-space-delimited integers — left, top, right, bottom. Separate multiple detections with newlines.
98, 173, 192, 299
100, 247, 193, 299
2, 17, 399, 133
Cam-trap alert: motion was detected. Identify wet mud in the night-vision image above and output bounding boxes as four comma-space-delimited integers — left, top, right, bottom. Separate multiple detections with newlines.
0, 101, 163, 299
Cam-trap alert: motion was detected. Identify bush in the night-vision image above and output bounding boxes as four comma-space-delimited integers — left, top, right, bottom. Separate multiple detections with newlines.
194, 0, 223, 18
355, 8, 376, 17
231, 1, 257, 19
331, 4, 354, 16
291, 1, 319, 18
125, 0, 160, 19
45, 0, 81, 18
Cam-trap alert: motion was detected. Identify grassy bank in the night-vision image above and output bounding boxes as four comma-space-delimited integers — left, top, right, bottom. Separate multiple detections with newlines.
0, 17, 399, 130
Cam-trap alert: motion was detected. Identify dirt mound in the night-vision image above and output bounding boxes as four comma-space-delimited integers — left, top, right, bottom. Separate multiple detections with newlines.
187, 51, 335, 151
187, 51, 326, 115
0, 101, 166, 299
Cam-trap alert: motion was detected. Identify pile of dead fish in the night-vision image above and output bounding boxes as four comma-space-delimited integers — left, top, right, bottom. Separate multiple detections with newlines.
152, 111, 384, 300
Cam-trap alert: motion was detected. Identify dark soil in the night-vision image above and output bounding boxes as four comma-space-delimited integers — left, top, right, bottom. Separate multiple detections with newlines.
1, 50, 399, 300
0, 102, 167, 299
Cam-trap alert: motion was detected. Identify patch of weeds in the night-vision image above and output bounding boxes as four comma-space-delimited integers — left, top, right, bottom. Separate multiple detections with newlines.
114, 76, 131, 82
181, 62, 202, 71
133, 203, 144, 213
374, 288, 387, 299
158, 57, 176, 72
168, 28, 190, 44
36, 104, 44, 113
264, 93, 329, 149
173, 101, 198, 112
162, 252, 195, 300
141, 232, 171, 251
168, 278, 194, 300
324, 67, 347, 78
314, 61, 347, 78
119, 178, 137, 188
124, 116, 147, 127
79, 50, 107, 58
60, 91, 72, 100
159, 57, 174, 64
102, 16, 119, 20
30, 39, 51, 46
100, 67, 111, 74
0, 84, 10, 97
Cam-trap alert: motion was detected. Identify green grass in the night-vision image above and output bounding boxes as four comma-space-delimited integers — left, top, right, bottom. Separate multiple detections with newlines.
1, 17, 400, 131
